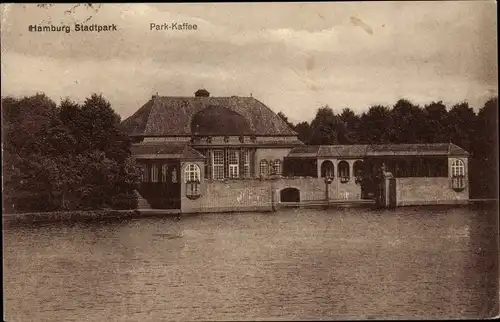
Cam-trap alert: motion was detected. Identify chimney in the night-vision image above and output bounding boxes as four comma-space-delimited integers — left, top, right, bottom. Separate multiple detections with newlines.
194, 89, 210, 97
152, 92, 159, 99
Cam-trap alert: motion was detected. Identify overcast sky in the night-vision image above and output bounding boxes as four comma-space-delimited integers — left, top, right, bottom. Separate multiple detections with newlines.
1, 2, 497, 123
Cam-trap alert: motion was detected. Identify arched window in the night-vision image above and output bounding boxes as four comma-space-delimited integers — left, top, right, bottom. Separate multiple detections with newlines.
184, 163, 201, 183
451, 159, 465, 176
273, 159, 282, 176
451, 159, 466, 191
260, 160, 269, 177
353, 160, 364, 184
338, 161, 350, 183
161, 164, 168, 182
184, 163, 201, 199
321, 160, 334, 178
151, 164, 159, 183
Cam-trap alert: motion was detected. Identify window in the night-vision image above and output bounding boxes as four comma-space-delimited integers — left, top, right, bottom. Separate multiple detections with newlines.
321, 160, 334, 178
184, 163, 201, 183
204, 150, 212, 179
228, 150, 239, 178
161, 164, 168, 182
212, 149, 225, 180
171, 167, 177, 183
273, 159, 282, 176
451, 159, 465, 176
242, 149, 251, 178
151, 164, 159, 183
451, 159, 466, 191
338, 161, 350, 183
184, 163, 201, 199
141, 164, 149, 182
260, 160, 269, 177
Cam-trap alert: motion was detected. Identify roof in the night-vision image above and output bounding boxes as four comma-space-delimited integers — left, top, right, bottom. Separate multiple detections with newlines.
131, 143, 204, 160
287, 143, 469, 158
286, 146, 320, 158
121, 96, 297, 137
319, 145, 370, 158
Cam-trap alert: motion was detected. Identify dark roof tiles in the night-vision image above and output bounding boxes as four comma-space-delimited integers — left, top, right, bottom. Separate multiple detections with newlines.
121, 96, 297, 136
287, 143, 469, 158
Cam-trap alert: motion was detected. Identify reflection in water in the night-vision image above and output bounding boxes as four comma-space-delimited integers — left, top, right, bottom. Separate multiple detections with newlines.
3, 206, 499, 321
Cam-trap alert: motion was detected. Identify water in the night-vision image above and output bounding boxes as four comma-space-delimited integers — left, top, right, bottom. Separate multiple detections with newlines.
3, 206, 499, 321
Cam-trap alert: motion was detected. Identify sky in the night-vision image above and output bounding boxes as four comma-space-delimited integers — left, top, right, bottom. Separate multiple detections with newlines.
1, 2, 497, 123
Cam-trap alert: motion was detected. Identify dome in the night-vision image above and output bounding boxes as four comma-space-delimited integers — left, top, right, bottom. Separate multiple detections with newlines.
190, 106, 252, 135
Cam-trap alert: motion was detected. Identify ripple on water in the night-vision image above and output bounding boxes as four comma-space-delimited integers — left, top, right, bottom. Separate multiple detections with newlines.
3, 206, 498, 321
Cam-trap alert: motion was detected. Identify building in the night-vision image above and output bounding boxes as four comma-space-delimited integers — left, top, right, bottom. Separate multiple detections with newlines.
121, 89, 470, 213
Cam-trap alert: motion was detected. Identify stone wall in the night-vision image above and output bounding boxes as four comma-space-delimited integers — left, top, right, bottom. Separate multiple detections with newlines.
181, 179, 273, 213
176, 175, 470, 213
180, 177, 364, 213
395, 177, 469, 206
330, 179, 363, 200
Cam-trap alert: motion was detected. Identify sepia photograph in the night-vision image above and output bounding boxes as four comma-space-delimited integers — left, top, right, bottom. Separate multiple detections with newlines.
1, 2, 499, 321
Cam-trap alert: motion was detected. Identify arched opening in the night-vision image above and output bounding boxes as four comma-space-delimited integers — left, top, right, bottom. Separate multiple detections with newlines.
338, 161, 350, 183
353, 160, 364, 184
320, 160, 334, 178
280, 187, 300, 202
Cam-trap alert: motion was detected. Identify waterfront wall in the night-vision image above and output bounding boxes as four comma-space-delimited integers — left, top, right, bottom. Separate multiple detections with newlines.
158, 176, 469, 213
180, 177, 364, 213
395, 177, 469, 206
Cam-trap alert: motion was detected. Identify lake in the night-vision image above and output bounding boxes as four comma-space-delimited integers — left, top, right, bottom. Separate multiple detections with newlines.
3, 205, 499, 321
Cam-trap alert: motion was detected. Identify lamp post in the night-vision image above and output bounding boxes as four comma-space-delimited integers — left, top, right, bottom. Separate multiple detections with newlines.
324, 176, 333, 208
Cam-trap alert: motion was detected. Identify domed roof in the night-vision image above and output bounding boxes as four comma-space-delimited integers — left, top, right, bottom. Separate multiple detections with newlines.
121, 95, 297, 136
191, 106, 252, 135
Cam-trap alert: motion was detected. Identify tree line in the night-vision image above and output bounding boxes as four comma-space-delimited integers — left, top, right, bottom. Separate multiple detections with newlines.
278, 97, 498, 199
2, 93, 497, 213
2, 93, 142, 213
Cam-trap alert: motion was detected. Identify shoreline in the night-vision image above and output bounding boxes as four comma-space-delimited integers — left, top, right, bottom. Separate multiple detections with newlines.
2, 199, 496, 228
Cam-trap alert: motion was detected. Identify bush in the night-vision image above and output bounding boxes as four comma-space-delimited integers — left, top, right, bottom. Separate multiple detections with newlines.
109, 193, 138, 210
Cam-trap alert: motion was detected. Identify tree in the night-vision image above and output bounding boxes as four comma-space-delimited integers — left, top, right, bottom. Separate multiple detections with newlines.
309, 105, 339, 145
447, 102, 477, 152
294, 121, 311, 144
470, 97, 498, 198
61, 94, 140, 209
359, 105, 393, 144
389, 99, 426, 143
2, 93, 141, 212
277, 111, 295, 129
338, 108, 361, 144
422, 101, 449, 143
2, 93, 70, 212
